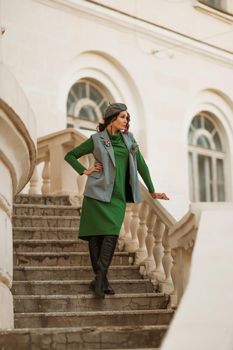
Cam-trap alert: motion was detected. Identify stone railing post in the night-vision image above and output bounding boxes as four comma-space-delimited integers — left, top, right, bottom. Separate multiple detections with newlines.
169, 211, 197, 307
29, 166, 40, 195
150, 218, 165, 286
126, 203, 140, 252
122, 204, 136, 252
140, 208, 156, 277
160, 226, 173, 294
134, 201, 149, 265
41, 158, 51, 195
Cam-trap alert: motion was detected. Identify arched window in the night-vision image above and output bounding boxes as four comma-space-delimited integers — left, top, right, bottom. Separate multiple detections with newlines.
188, 112, 225, 202
198, 0, 233, 16
66, 80, 111, 130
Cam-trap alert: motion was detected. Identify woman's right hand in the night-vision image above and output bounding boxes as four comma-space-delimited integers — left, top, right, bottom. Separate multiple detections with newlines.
83, 163, 103, 176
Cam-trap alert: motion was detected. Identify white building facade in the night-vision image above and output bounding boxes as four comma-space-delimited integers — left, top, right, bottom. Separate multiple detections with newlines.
0, 0, 233, 346
1, 0, 233, 219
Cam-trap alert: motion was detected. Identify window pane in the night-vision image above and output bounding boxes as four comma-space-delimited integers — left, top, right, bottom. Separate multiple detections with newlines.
79, 106, 98, 122
188, 127, 194, 145
72, 82, 86, 100
204, 118, 215, 133
197, 135, 211, 149
213, 133, 223, 151
90, 86, 103, 105
100, 101, 108, 117
216, 159, 225, 201
198, 155, 213, 202
188, 152, 194, 201
192, 115, 201, 129
198, 0, 233, 15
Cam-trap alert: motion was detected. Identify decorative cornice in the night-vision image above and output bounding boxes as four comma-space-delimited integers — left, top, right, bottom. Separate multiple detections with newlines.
35, 0, 233, 66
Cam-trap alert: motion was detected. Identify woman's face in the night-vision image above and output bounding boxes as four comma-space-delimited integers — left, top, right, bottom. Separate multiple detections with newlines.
111, 111, 129, 131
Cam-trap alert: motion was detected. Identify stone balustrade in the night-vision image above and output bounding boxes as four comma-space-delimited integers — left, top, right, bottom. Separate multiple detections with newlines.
168, 211, 197, 307
29, 129, 92, 205
28, 128, 198, 308
0, 64, 37, 328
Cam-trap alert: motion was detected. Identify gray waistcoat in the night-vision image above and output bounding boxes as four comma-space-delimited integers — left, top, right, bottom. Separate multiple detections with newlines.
83, 129, 142, 203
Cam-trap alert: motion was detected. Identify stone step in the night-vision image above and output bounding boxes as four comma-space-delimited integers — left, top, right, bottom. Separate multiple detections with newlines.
13, 239, 121, 253
14, 194, 73, 205
13, 204, 81, 216
0, 325, 166, 349
15, 310, 173, 328
12, 279, 155, 295
14, 293, 169, 313
13, 266, 141, 281
13, 239, 89, 253
12, 215, 80, 228
14, 252, 133, 266
13, 227, 79, 240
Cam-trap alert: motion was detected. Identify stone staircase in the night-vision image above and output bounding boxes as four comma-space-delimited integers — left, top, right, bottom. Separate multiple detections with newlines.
0, 194, 174, 350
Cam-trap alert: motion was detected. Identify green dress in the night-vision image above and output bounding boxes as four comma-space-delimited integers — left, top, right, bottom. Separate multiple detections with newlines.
65, 131, 155, 241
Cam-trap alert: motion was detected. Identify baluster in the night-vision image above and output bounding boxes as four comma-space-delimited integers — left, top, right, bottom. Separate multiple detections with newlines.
124, 204, 136, 252
170, 249, 178, 308
150, 218, 165, 286
141, 209, 156, 278
41, 159, 50, 194
134, 202, 149, 266
29, 166, 40, 194
160, 226, 173, 293
118, 225, 125, 251
125, 203, 140, 252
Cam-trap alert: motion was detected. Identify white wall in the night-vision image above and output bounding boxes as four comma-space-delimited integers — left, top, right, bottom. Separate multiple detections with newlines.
1, 0, 233, 219
161, 208, 233, 350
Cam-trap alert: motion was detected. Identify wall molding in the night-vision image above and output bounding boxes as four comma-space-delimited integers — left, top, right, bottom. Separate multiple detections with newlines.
35, 0, 233, 66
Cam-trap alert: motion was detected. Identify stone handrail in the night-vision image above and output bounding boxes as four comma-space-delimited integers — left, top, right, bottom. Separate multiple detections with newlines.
0, 64, 37, 328
29, 128, 197, 307
168, 210, 197, 307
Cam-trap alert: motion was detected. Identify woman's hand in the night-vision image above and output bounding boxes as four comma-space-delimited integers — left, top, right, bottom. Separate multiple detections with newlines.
150, 192, 170, 200
83, 163, 103, 176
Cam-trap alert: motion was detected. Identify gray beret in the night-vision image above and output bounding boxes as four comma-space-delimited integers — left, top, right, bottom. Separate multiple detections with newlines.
104, 103, 127, 120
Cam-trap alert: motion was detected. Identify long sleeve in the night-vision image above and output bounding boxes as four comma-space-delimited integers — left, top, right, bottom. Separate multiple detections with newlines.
136, 149, 155, 193
64, 137, 94, 175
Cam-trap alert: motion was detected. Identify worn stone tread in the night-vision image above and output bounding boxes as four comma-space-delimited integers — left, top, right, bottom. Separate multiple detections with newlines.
14, 292, 165, 299
13, 265, 141, 281
14, 292, 169, 313
1, 325, 168, 331
12, 215, 80, 219
14, 251, 130, 257
14, 194, 73, 205
13, 204, 81, 209
14, 309, 173, 328
0, 325, 166, 349
13, 226, 78, 231
13, 239, 85, 244
12, 279, 154, 295
15, 309, 173, 317
13, 239, 89, 252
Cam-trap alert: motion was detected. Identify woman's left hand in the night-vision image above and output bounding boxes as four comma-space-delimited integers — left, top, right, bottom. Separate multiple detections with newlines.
150, 192, 170, 200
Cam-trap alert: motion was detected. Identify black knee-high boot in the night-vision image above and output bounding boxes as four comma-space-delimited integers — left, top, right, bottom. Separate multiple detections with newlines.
94, 235, 118, 299
88, 236, 103, 292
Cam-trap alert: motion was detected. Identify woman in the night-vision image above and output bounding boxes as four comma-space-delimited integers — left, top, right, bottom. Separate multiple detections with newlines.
64, 102, 169, 299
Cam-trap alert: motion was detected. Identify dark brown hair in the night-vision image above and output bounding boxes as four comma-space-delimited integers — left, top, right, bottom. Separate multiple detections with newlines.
97, 112, 130, 134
